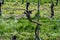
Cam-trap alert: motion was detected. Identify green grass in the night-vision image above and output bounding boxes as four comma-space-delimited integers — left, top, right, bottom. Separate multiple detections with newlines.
0, 1, 60, 40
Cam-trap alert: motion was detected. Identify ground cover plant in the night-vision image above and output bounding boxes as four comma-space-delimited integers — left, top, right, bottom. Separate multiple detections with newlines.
0, 0, 60, 40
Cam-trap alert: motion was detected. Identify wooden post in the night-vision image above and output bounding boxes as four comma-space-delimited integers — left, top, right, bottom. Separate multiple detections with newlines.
0, 0, 4, 16
24, 1, 41, 40
51, 0, 54, 18
35, 0, 40, 40
25, 2, 32, 21
12, 35, 17, 40
0, 3, 1, 16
